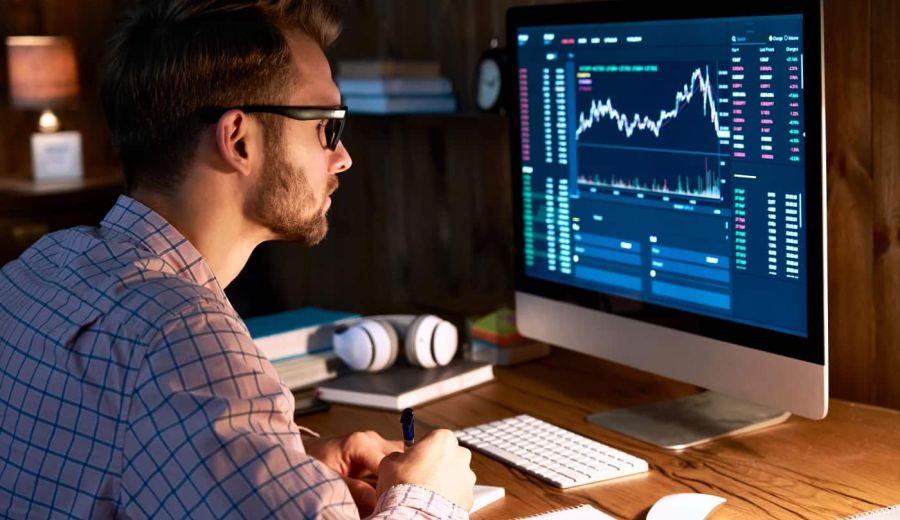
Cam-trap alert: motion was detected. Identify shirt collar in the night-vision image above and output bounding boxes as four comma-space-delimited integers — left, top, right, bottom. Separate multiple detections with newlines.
100, 194, 225, 299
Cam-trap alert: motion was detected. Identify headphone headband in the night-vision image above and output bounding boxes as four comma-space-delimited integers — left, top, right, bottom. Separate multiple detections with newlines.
332, 314, 458, 372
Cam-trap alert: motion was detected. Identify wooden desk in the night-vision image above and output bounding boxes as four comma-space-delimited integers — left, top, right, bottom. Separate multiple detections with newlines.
299, 349, 900, 519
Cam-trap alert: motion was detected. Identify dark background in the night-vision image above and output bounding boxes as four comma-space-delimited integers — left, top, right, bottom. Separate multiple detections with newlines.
0, 0, 897, 410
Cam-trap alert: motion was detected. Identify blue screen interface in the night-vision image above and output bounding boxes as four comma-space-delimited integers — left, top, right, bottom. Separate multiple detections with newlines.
516, 15, 808, 337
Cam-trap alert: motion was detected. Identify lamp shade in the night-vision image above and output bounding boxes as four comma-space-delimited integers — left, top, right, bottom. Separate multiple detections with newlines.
6, 36, 80, 109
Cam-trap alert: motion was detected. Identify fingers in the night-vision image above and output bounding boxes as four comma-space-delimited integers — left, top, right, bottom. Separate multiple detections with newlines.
419, 428, 458, 446
375, 427, 477, 510
346, 431, 403, 476
383, 438, 405, 453
368, 433, 404, 455
344, 477, 376, 518
375, 451, 403, 499
380, 451, 403, 464
459, 445, 472, 465
301, 435, 329, 461
326, 427, 477, 511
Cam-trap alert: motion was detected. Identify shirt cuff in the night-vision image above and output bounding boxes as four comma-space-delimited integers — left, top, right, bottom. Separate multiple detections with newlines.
375, 484, 469, 520
296, 425, 320, 438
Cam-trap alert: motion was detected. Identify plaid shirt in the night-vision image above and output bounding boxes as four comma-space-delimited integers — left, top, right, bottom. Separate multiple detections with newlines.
0, 195, 467, 520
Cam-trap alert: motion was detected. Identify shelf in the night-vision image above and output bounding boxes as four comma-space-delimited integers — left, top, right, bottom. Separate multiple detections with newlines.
0, 173, 122, 196
352, 111, 507, 121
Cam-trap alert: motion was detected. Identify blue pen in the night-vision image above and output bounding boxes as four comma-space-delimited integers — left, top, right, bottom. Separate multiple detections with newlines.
400, 408, 415, 449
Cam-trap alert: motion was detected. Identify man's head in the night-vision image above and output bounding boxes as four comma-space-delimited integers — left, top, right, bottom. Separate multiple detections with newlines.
246, 32, 350, 245
100, 0, 351, 244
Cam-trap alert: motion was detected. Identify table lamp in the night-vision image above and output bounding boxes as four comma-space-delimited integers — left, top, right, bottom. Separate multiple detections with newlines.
6, 36, 83, 182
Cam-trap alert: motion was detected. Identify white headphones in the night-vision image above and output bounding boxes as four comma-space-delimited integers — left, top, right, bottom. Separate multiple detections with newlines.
332, 314, 458, 372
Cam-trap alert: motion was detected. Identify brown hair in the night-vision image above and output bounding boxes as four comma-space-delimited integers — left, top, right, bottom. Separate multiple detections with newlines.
100, 0, 342, 194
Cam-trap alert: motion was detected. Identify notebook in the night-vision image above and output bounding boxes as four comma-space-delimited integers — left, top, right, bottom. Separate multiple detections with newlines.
515, 505, 617, 520
841, 505, 900, 519
316, 360, 493, 410
244, 307, 359, 390
245, 306, 359, 362
471, 485, 505, 513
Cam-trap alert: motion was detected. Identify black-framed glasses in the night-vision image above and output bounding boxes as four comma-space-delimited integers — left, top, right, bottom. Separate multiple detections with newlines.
218, 105, 348, 151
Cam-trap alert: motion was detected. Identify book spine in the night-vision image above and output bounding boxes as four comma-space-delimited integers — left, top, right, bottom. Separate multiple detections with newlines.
343, 94, 457, 114
316, 387, 397, 410
337, 77, 453, 96
338, 61, 441, 77
470, 327, 525, 346
468, 340, 551, 365
253, 318, 357, 362
272, 352, 339, 390
317, 364, 495, 411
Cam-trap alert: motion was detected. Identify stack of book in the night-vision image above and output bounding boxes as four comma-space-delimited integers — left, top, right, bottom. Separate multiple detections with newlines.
337, 59, 457, 114
316, 360, 494, 411
466, 307, 551, 366
244, 307, 359, 390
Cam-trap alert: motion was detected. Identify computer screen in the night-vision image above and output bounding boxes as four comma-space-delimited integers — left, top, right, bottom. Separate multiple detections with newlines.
508, 0, 826, 420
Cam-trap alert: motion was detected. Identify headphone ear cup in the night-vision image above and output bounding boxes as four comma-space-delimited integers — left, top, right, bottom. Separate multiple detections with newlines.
404, 315, 458, 368
430, 319, 458, 366
333, 322, 375, 371
403, 316, 420, 367
373, 319, 400, 369
333, 320, 396, 372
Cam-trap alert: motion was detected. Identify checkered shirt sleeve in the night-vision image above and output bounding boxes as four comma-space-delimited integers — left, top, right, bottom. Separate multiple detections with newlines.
0, 195, 468, 520
123, 297, 466, 519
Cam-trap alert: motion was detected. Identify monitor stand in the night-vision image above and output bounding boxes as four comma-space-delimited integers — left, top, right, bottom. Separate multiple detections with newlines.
586, 391, 791, 450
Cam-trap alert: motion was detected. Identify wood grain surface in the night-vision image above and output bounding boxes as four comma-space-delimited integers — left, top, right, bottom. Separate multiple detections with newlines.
871, 0, 900, 409
299, 349, 900, 519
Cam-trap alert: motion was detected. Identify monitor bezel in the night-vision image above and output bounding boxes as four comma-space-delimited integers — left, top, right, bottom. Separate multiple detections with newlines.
506, 0, 825, 365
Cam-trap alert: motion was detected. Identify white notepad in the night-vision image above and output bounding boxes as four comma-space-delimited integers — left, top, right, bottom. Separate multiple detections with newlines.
471, 485, 505, 513
841, 505, 900, 519
515, 504, 618, 520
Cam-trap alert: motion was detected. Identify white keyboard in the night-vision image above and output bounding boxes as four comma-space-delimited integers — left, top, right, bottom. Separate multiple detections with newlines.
455, 414, 649, 488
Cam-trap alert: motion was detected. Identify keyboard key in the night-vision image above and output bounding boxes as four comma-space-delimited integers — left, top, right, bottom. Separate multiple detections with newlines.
477, 444, 529, 467
456, 414, 649, 489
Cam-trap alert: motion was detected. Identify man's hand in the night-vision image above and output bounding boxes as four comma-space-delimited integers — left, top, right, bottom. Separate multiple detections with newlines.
304, 430, 403, 516
376, 429, 476, 510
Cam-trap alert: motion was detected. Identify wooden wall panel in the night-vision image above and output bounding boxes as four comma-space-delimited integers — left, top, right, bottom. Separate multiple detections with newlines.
250, 115, 514, 318
822, 0, 876, 403
871, 0, 900, 409
245, 118, 404, 315
358, 119, 413, 308
400, 116, 514, 309
2, 0, 900, 409
334, 0, 593, 111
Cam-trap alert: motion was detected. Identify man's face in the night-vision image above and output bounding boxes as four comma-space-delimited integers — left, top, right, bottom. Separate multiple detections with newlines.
249, 32, 351, 245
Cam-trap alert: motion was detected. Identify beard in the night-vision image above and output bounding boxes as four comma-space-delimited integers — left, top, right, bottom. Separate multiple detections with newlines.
249, 132, 337, 245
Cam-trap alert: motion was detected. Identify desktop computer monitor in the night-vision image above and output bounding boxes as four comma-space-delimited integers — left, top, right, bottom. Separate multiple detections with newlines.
507, 0, 826, 448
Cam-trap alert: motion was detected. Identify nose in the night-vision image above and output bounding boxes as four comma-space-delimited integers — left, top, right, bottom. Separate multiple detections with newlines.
331, 141, 352, 173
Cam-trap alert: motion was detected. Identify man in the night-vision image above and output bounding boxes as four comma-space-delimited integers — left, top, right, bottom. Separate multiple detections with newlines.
0, 1, 475, 518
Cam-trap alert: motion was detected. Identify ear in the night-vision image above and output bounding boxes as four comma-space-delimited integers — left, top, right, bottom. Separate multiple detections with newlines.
214, 109, 254, 176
